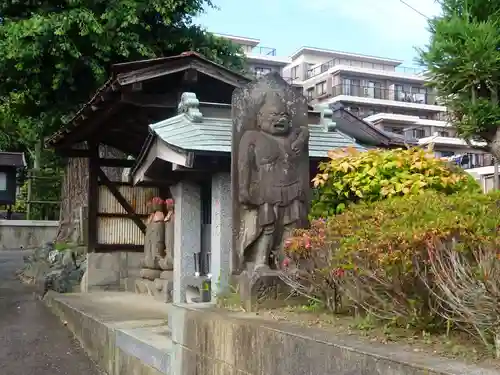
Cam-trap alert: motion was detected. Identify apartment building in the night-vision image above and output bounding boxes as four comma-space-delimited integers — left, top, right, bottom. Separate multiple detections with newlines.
280, 46, 491, 168
283, 47, 448, 135
214, 33, 290, 78
216, 34, 491, 169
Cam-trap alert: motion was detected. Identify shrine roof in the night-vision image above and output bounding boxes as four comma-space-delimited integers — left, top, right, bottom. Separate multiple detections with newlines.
148, 93, 366, 158
315, 103, 411, 148
45, 52, 251, 156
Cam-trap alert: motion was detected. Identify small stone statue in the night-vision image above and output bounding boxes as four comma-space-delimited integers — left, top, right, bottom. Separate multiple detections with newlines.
158, 198, 174, 271
141, 196, 166, 278
136, 197, 175, 302
232, 72, 310, 274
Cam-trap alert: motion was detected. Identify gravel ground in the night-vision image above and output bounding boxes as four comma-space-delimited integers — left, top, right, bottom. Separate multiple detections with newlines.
0, 250, 102, 375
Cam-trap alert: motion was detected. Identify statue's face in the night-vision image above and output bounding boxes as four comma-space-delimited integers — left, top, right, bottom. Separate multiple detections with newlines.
258, 97, 291, 136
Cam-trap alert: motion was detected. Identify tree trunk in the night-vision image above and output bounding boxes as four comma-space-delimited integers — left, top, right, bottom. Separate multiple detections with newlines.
56, 143, 128, 243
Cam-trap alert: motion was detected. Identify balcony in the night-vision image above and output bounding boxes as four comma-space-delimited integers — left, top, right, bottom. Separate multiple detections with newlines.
249, 46, 277, 56
443, 153, 494, 169
306, 59, 425, 79
331, 84, 438, 105
394, 90, 429, 104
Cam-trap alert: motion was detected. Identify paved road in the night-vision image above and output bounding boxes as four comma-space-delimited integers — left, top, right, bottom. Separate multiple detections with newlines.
0, 250, 102, 375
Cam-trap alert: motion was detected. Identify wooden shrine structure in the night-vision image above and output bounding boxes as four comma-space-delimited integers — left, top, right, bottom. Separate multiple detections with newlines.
45, 52, 251, 254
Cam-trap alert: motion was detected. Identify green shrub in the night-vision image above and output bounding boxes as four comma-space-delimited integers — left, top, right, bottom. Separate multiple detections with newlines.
310, 147, 480, 218
283, 190, 500, 334
330, 190, 500, 267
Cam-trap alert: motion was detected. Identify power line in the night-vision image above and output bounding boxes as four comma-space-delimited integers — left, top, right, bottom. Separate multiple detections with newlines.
399, 0, 430, 20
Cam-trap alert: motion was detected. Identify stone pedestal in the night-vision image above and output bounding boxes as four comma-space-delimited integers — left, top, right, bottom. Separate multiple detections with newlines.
134, 270, 173, 303
210, 172, 232, 299
80, 252, 142, 292
139, 268, 162, 280
172, 181, 201, 303
236, 266, 290, 312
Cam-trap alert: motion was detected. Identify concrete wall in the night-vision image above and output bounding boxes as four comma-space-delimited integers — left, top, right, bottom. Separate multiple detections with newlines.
169, 304, 498, 375
0, 220, 58, 250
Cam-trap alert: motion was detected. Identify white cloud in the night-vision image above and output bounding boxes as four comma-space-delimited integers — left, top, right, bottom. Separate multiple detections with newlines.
303, 0, 442, 46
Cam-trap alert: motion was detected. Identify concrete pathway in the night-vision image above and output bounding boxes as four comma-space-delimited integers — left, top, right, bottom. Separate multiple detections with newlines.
0, 250, 102, 375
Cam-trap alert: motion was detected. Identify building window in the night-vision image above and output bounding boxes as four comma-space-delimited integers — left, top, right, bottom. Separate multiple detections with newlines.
342, 78, 351, 95
410, 86, 427, 103
411, 86, 427, 94
306, 63, 317, 79
0, 172, 6, 191
388, 127, 404, 135
316, 81, 327, 96
435, 112, 449, 121
254, 67, 272, 77
440, 151, 455, 158
291, 66, 299, 79
439, 131, 449, 137
365, 81, 382, 99
413, 128, 426, 138
306, 88, 314, 101
395, 84, 404, 101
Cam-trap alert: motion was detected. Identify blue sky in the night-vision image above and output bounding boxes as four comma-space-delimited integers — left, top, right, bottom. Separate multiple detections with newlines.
197, 0, 442, 67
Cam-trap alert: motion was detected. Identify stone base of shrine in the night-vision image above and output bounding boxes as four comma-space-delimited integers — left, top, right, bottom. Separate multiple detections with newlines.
134, 270, 174, 303
80, 252, 143, 292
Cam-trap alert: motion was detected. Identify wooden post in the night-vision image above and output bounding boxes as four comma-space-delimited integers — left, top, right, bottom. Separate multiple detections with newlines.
87, 143, 99, 253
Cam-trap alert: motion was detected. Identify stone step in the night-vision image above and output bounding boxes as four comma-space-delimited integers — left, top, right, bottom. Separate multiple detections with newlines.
44, 291, 172, 375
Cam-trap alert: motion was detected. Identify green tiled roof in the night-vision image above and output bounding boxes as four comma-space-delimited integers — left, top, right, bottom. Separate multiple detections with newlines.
149, 93, 366, 158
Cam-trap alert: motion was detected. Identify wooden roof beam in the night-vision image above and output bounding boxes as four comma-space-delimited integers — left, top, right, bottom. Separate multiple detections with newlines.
120, 91, 178, 108
50, 104, 123, 149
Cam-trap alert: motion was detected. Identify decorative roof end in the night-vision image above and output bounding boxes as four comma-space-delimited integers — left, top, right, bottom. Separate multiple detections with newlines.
320, 108, 337, 132
178, 92, 203, 123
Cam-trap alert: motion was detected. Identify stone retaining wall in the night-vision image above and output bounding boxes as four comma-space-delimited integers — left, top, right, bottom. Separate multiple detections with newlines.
0, 220, 58, 250
169, 304, 499, 375
43, 291, 500, 375
44, 292, 170, 375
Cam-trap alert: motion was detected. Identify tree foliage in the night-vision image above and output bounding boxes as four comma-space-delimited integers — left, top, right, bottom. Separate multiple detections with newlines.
310, 147, 479, 218
0, 0, 245, 155
419, 0, 500, 158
